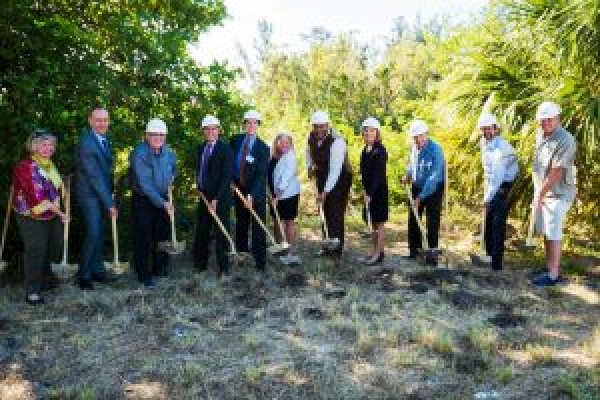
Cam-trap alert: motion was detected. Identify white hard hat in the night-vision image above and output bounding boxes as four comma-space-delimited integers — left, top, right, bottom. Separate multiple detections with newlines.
201, 115, 220, 128
408, 119, 429, 137
477, 114, 499, 129
243, 109, 261, 121
311, 110, 330, 125
536, 101, 561, 120
146, 118, 167, 134
361, 117, 381, 130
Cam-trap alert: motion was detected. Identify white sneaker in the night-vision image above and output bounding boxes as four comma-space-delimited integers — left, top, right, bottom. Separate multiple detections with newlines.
279, 255, 291, 265
287, 255, 302, 265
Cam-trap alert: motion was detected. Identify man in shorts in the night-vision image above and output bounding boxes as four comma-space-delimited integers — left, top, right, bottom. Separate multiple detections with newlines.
530, 101, 577, 287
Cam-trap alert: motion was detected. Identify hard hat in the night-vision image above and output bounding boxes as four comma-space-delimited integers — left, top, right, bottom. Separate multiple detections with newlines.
243, 110, 261, 121
361, 117, 381, 130
408, 119, 429, 137
477, 114, 499, 129
146, 118, 167, 134
536, 101, 561, 120
311, 111, 330, 125
201, 115, 220, 128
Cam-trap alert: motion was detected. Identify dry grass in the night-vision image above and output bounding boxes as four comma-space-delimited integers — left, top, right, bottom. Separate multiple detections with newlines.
0, 209, 598, 399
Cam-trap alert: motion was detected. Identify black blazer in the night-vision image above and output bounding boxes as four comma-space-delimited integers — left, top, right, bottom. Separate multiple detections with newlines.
230, 133, 269, 203
360, 141, 388, 197
197, 139, 233, 205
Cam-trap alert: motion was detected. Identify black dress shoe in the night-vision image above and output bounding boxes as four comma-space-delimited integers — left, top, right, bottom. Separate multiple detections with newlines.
78, 280, 94, 290
92, 273, 117, 283
365, 252, 385, 265
424, 256, 438, 267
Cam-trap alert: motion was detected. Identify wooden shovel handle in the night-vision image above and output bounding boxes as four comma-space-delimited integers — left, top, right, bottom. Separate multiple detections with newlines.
405, 183, 429, 250
198, 191, 237, 253
1, 185, 14, 258
231, 185, 278, 246
268, 194, 287, 243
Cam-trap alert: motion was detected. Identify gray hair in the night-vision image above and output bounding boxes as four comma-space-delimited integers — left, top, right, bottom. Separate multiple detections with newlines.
27, 129, 57, 153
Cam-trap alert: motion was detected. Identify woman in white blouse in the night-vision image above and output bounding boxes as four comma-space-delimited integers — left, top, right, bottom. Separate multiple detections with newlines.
268, 133, 301, 264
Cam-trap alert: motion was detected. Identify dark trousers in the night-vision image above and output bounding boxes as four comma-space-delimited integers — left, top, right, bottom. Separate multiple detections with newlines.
408, 185, 443, 254
131, 193, 170, 282
77, 195, 107, 282
193, 199, 231, 274
322, 173, 352, 255
484, 183, 513, 270
15, 214, 62, 294
234, 186, 266, 270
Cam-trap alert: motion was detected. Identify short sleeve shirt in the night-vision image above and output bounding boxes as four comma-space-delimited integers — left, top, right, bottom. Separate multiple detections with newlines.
533, 126, 577, 201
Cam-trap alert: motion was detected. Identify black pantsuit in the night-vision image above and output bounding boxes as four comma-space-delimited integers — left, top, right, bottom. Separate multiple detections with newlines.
408, 185, 443, 254
131, 193, 170, 281
360, 142, 389, 224
484, 183, 513, 270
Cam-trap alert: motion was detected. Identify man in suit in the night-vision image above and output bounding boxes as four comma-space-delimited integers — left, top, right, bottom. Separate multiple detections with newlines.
231, 110, 270, 271
194, 115, 233, 277
74, 107, 117, 290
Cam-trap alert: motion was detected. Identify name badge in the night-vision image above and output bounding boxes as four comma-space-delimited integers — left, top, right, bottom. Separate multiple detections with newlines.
245, 155, 254, 163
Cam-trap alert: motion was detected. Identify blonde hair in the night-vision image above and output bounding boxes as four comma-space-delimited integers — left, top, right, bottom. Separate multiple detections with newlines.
271, 132, 294, 158
362, 126, 381, 142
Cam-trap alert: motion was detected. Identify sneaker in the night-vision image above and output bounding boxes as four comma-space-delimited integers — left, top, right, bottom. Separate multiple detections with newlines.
279, 255, 291, 265
26, 293, 44, 305
531, 273, 567, 287
287, 255, 302, 265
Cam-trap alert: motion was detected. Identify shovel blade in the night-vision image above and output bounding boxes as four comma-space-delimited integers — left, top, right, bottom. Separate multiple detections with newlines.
268, 244, 288, 256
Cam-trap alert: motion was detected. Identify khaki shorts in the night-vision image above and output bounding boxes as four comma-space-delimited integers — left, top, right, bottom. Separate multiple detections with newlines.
534, 198, 572, 241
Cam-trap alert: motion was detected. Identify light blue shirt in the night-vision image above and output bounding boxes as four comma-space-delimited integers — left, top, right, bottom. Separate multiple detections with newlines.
481, 136, 518, 202
92, 130, 109, 150
129, 142, 177, 208
234, 133, 257, 179
406, 139, 445, 199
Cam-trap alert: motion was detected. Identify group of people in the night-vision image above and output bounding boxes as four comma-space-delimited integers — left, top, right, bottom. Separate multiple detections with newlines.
9, 100, 576, 305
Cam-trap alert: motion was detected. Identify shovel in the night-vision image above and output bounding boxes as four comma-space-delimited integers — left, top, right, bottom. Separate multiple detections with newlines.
365, 195, 377, 238
405, 182, 429, 252
470, 207, 492, 266
0, 185, 14, 273
51, 176, 77, 279
158, 185, 186, 255
268, 194, 291, 250
318, 202, 340, 251
232, 185, 289, 256
198, 191, 252, 266
515, 204, 537, 250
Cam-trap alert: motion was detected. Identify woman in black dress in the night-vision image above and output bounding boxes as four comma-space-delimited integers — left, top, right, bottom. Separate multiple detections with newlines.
359, 117, 388, 265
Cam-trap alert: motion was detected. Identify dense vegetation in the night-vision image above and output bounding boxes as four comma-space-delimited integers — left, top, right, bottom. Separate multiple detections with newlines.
1, 0, 598, 269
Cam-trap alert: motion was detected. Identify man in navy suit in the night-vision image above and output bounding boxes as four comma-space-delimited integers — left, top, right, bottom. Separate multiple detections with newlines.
231, 110, 270, 271
74, 107, 117, 289
194, 115, 233, 277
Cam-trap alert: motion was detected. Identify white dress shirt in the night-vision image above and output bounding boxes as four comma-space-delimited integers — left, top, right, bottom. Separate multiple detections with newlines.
273, 150, 301, 199
481, 136, 519, 203
305, 129, 347, 193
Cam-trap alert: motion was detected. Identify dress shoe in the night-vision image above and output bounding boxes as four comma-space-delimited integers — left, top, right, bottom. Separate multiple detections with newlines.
78, 280, 94, 290
401, 254, 418, 261
92, 273, 117, 283
424, 256, 438, 267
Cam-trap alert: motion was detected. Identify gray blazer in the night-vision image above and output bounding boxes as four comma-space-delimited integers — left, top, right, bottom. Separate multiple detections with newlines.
74, 129, 115, 210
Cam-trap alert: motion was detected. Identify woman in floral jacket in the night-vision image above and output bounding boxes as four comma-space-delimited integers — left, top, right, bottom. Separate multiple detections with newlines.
12, 129, 68, 304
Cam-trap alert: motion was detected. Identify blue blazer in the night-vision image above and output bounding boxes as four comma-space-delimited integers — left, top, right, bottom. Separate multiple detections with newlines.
230, 133, 269, 203
74, 129, 115, 210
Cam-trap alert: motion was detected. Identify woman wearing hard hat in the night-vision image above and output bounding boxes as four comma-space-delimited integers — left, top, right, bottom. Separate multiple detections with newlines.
129, 118, 177, 289
359, 117, 388, 265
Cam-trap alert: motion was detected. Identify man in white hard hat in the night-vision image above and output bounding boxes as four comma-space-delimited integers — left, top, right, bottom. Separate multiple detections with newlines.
530, 101, 577, 287
402, 119, 445, 266
194, 115, 234, 277
476, 113, 518, 271
129, 118, 177, 289
306, 110, 353, 260
231, 110, 270, 271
